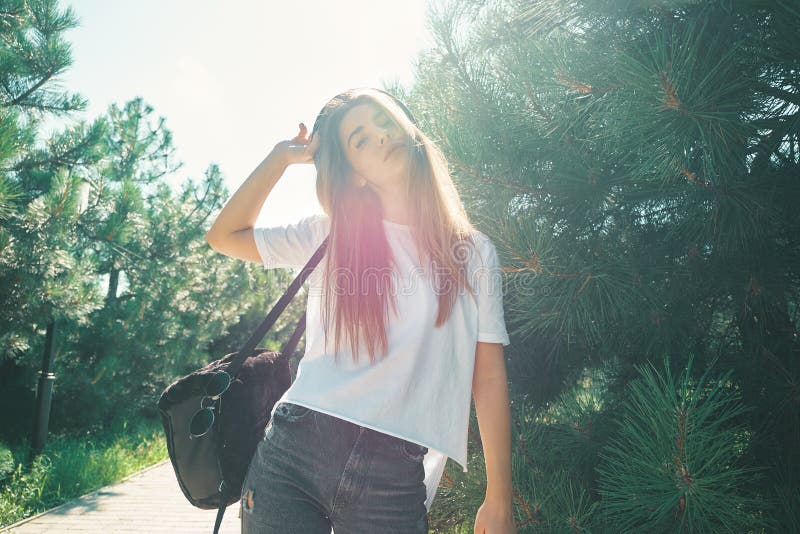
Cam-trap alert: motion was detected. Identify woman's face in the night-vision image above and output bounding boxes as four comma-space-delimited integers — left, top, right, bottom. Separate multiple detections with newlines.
338, 101, 409, 189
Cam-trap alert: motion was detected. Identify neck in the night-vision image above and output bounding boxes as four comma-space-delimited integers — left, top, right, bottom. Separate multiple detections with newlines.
370, 178, 411, 225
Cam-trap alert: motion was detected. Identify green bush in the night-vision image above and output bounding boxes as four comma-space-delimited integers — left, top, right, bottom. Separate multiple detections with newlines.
0, 443, 14, 483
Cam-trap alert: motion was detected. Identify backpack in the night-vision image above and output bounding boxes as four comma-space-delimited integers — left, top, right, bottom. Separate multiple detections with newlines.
157, 237, 328, 533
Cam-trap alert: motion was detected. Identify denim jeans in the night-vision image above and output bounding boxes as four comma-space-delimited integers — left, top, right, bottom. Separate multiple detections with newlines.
240, 402, 429, 533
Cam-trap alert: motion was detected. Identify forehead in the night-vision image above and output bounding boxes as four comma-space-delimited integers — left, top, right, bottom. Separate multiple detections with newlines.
338, 102, 381, 141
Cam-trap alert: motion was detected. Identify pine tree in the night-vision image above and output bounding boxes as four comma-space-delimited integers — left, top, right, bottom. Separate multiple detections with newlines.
0, 1, 301, 440
407, 0, 798, 531
0, 0, 92, 437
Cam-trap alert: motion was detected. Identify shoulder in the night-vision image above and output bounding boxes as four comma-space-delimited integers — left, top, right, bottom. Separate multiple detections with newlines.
299, 212, 329, 226
466, 229, 499, 267
469, 229, 491, 247
297, 212, 330, 236
303, 213, 330, 253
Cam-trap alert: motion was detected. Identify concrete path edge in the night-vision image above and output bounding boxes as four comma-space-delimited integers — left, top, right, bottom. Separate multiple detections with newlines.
0, 458, 172, 533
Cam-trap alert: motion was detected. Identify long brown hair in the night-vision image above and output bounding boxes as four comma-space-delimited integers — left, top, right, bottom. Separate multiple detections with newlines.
311, 88, 478, 365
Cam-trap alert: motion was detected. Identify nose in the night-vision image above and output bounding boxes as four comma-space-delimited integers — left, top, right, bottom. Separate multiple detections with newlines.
377, 127, 389, 145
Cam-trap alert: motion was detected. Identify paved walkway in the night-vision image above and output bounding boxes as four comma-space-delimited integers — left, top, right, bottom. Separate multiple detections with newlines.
1, 459, 242, 534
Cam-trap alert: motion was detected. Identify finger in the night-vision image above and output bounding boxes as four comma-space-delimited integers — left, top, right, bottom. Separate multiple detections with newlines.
295, 125, 312, 144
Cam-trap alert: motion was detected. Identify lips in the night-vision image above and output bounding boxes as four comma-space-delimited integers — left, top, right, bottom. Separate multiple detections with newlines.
384, 142, 405, 162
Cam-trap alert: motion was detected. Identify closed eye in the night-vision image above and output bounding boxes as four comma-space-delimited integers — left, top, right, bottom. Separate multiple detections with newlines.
378, 112, 395, 128
354, 111, 395, 150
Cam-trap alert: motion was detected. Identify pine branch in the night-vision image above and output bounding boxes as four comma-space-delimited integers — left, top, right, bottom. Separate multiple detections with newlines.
756, 83, 800, 107
7, 66, 59, 106
428, 117, 551, 197
449, 152, 545, 196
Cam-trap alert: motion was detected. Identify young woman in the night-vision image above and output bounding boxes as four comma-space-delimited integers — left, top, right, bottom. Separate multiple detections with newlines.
205, 88, 516, 534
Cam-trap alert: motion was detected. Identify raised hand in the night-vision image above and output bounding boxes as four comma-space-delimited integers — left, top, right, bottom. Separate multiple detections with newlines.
272, 123, 320, 166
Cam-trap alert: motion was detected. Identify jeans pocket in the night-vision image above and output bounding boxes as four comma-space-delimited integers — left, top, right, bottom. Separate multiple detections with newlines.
273, 402, 314, 423
398, 439, 428, 463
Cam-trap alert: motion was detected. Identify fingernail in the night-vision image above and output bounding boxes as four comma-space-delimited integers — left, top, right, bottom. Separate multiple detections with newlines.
299, 122, 306, 129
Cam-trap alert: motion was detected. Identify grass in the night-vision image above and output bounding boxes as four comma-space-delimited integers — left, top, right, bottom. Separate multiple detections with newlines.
0, 415, 168, 528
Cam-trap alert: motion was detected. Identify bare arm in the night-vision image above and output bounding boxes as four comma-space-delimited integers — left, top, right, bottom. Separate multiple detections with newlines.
206, 152, 288, 240
205, 123, 318, 263
204, 152, 289, 263
472, 341, 516, 530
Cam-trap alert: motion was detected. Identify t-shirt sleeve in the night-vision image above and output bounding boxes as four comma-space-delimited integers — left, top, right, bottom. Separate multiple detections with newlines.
252, 213, 330, 270
473, 236, 511, 346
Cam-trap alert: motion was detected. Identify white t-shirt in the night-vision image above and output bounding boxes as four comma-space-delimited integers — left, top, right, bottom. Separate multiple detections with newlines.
253, 213, 510, 512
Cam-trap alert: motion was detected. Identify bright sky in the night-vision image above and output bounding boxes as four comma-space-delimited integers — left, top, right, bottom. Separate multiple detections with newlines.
44, 0, 434, 228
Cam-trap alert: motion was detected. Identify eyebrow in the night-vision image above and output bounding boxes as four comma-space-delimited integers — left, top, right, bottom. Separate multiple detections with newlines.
347, 109, 385, 149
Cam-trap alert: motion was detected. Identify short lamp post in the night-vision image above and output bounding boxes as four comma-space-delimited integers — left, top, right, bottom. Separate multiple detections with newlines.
27, 320, 58, 465
27, 178, 92, 465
